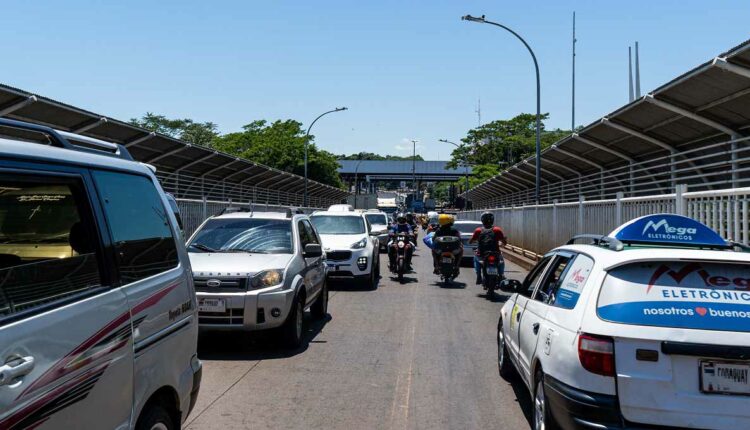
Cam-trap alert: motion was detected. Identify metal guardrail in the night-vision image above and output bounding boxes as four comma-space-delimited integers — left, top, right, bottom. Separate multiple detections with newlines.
158, 172, 343, 211
469, 136, 750, 209
460, 184, 750, 255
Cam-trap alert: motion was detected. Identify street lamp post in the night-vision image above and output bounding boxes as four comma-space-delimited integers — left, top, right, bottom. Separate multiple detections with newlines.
439, 139, 470, 208
304, 107, 348, 207
461, 14, 542, 204
411, 139, 418, 206
353, 158, 364, 208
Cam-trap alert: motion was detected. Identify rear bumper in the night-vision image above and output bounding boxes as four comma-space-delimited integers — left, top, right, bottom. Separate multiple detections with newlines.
545, 375, 684, 430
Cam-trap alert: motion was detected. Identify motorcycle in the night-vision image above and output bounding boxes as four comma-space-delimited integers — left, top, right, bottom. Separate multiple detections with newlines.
434, 236, 461, 285
390, 234, 410, 283
480, 251, 504, 298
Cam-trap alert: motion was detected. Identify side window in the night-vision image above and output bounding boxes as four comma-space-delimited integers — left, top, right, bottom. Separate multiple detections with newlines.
298, 221, 312, 248
534, 254, 574, 304
302, 220, 319, 245
553, 255, 594, 309
519, 255, 553, 298
0, 175, 103, 320
93, 171, 178, 284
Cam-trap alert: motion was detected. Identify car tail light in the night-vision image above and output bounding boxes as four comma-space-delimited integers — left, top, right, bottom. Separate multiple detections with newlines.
578, 333, 615, 377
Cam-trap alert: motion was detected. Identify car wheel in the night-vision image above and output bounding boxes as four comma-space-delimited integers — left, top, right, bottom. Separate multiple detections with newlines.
281, 293, 304, 348
311, 281, 328, 319
497, 320, 515, 379
375, 252, 381, 279
135, 404, 174, 430
533, 369, 559, 430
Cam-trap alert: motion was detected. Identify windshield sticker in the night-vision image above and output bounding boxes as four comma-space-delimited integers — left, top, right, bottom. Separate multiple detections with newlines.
598, 262, 750, 332
554, 255, 593, 309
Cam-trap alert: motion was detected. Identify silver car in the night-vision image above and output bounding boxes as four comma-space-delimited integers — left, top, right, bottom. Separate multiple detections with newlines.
187, 210, 328, 348
454, 220, 482, 262
0, 119, 200, 430
364, 211, 390, 251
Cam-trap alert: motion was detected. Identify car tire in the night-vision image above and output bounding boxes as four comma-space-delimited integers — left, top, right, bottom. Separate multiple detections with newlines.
311, 282, 328, 319
533, 368, 559, 430
375, 252, 381, 279
497, 320, 515, 379
281, 293, 305, 348
135, 404, 174, 430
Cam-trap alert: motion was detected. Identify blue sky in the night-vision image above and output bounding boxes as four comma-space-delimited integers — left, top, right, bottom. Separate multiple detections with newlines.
2, 1, 749, 160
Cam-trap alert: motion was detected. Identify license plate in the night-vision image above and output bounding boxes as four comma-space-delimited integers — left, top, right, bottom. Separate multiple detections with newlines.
441, 257, 453, 264
199, 298, 225, 313
700, 361, 750, 395
486, 266, 498, 275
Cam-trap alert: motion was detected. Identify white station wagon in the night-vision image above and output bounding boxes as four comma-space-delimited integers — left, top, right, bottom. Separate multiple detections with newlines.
497, 214, 750, 430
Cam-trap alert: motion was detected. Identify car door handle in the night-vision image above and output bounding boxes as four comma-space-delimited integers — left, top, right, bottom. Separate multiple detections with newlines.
0, 356, 35, 386
532, 323, 540, 335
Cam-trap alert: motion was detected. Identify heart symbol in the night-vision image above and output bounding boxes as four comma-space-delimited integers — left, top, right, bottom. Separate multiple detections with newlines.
695, 307, 707, 316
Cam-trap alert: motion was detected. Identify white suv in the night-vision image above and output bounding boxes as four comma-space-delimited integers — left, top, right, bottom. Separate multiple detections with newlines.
310, 207, 380, 289
0, 119, 200, 430
497, 214, 750, 430
187, 210, 328, 348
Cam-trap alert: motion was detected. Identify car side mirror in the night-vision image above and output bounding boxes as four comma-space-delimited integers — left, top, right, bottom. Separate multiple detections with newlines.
304, 243, 322, 258
499, 279, 521, 293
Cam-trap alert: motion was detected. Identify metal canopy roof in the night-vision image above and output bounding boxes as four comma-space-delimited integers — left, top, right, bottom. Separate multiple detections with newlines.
338, 160, 472, 181
0, 84, 349, 201
467, 39, 750, 205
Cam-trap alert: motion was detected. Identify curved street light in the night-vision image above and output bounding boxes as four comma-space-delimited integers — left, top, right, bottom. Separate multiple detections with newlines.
461, 14, 542, 204
305, 107, 348, 206
439, 139, 471, 207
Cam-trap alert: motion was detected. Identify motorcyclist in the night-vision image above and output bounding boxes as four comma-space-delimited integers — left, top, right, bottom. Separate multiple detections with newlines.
405, 212, 418, 247
388, 212, 414, 270
469, 212, 507, 284
431, 214, 463, 274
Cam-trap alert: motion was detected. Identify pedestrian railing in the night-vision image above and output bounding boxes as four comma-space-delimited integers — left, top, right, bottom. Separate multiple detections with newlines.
460, 184, 750, 255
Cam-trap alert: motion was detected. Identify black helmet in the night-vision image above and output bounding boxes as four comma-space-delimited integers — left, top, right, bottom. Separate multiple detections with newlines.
481, 211, 494, 227
406, 213, 414, 223
396, 213, 407, 224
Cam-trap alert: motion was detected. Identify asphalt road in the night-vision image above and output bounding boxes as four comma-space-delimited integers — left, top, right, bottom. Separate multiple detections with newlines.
185, 245, 532, 430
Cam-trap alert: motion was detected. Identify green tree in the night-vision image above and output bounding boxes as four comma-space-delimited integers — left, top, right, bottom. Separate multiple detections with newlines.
447, 113, 569, 170
210, 120, 343, 188
130, 113, 218, 146
339, 152, 424, 161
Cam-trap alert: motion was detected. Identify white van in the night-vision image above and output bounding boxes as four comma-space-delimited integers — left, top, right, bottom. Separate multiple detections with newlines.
0, 119, 200, 429
497, 214, 750, 430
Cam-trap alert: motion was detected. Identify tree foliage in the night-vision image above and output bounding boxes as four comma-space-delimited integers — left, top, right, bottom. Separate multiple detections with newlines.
210, 120, 343, 188
445, 113, 570, 193
129, 113, 218, 147
339, 152, 424, 161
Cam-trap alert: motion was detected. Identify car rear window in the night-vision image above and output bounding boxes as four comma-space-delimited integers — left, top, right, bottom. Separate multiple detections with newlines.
455, 223, 480, 234
598, 261, 750, 332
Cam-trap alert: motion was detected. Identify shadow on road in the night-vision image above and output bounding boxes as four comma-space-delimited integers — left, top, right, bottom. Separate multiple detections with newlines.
197, 313, 332, 361
476, 292, 510, 303
503, 374, 534, 427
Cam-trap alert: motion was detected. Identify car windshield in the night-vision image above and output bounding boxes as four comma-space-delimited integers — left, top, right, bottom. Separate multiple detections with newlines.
311, 215, 365, 234
365, 214, 388, 226
188, 218, 293, 254
455, 223, 481, 234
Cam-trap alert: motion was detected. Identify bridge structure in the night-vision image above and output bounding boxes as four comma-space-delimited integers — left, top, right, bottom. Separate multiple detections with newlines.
337, 159, 473, 193
461, 39, 750, 256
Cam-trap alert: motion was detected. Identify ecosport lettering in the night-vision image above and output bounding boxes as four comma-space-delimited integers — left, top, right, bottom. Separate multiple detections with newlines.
641, 219, 697, 241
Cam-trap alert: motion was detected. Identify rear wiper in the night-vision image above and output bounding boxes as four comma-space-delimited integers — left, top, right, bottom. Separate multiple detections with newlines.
190, 243, 217, 253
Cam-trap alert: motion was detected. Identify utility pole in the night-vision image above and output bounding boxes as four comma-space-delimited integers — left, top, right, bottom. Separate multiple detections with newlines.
628, 46, 634, 102
572, 11, 576, 131
475, 97, 481, 127
411, 139, 417, 204
635, 41, 641, 98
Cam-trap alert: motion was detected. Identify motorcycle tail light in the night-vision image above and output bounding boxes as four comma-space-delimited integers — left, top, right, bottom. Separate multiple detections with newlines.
487, 255, 496, 264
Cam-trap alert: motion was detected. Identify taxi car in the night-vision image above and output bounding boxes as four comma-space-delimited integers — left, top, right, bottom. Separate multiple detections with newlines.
496, 214, 750, 430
